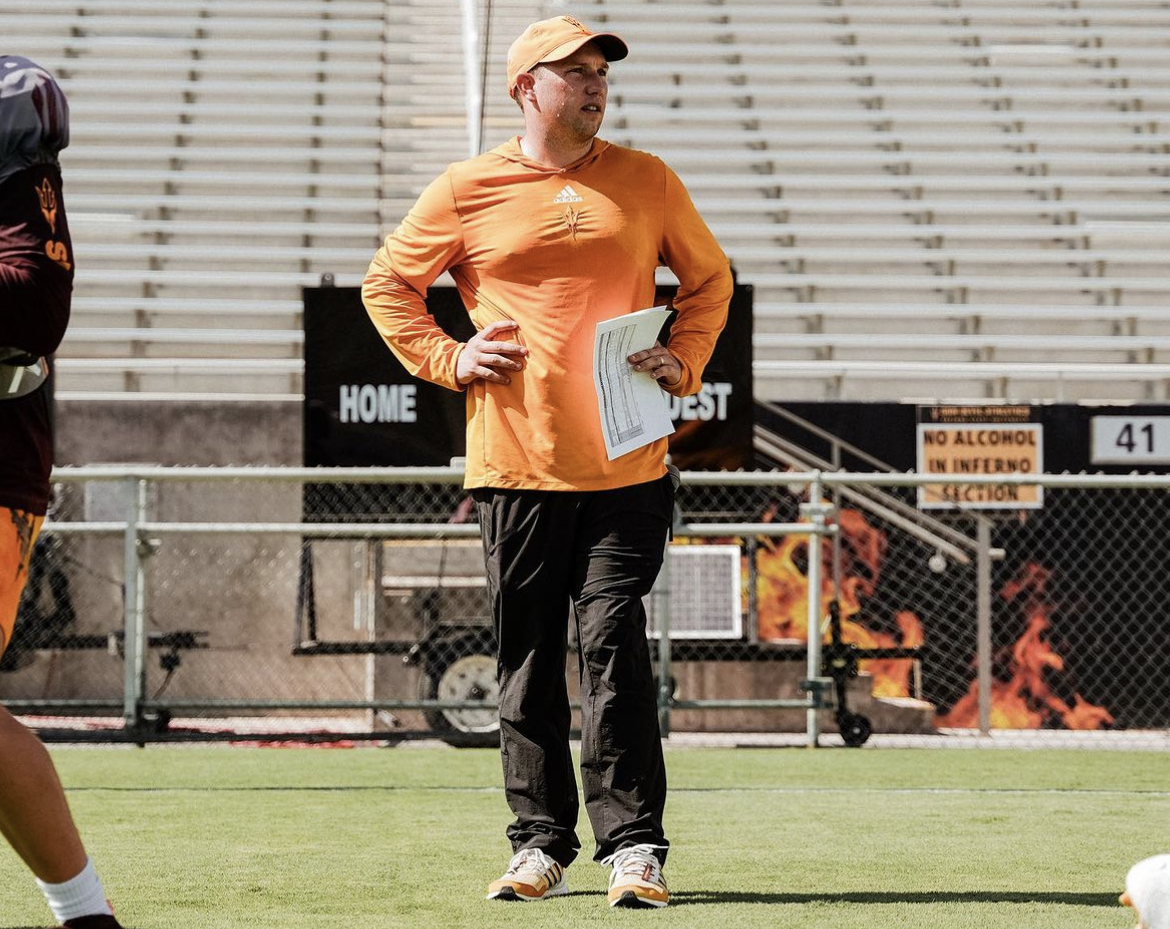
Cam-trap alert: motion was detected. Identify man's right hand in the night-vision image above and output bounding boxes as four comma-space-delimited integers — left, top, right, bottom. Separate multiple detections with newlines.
455, 319, 528, 386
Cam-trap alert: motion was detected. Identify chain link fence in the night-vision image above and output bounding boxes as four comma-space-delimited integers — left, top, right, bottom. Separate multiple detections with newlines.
3, 467, 1167, 749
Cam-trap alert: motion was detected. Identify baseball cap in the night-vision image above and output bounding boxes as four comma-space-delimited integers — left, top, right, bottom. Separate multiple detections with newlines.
506, 15, 628, 97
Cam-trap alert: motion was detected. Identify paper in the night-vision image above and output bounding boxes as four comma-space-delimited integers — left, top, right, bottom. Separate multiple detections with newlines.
593, 306, 675, 461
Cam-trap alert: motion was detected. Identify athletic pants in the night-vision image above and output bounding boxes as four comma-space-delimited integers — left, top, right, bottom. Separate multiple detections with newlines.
0, 506, 42, 656
472, 475, 673, 868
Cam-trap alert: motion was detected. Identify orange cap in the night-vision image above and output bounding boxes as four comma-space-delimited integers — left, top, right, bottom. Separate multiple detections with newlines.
506, 15, 628, 97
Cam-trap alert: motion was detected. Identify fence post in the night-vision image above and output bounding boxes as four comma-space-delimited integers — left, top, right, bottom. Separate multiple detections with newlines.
121, 476, 146, 730
976, 518, 992, 735
654, 528, 673, 737
805, 473, 825, 748
458, 0, 484, 158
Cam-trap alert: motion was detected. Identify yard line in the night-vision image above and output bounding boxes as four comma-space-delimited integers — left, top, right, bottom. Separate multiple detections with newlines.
60, 784, 1170, 797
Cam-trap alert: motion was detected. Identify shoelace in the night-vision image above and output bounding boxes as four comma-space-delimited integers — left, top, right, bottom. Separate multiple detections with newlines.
602, 844, 666, 882
508, 847, 556, 876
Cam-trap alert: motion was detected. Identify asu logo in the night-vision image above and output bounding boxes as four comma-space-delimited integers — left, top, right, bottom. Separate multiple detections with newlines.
36, 177, 57, 233
35, 177, 72, 271
553, 184, 584, 241
562, 15, 586, 30
562, 205, 581, 242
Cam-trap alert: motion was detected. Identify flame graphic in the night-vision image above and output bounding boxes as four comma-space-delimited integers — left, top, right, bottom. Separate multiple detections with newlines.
936, 562, 1113, 730
754, 506, 923, 697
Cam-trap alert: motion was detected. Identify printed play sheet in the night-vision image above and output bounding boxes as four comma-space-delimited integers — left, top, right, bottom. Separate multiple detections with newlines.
593, 306, 675, 461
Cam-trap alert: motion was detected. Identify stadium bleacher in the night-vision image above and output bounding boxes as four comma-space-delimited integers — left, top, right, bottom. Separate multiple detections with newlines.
6, 0, 1170, 401
601, 0, 1170, 400
4, 0, 385, 399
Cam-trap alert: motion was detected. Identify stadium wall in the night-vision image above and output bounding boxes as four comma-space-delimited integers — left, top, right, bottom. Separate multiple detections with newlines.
56, 399, 302, 468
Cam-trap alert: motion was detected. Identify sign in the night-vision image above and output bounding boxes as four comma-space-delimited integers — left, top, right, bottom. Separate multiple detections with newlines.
916, 422, 1044, 510
1090, 416, 1170, 465
652, 280, 754, 471
303, 286, 473, 469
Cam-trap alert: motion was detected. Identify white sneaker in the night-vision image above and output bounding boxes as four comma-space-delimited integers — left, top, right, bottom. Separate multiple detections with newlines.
485, 847, 569, 902
602, 844, 669, 908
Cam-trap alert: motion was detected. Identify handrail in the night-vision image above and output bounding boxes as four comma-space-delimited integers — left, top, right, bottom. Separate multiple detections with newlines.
48, 464, 1170, 488
754, 425, 976, 565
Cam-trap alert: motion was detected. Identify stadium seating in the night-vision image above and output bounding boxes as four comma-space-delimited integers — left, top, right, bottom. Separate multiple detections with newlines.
4, 0, 385, 397
595, 0, 1170, 400
7, 0, 1170, 401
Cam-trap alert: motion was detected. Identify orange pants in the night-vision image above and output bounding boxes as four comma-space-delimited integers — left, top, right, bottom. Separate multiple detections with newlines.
0, 506, 43, 657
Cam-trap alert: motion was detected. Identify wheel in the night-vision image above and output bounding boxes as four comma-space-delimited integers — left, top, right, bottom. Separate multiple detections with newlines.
421, 644, 499, 748
652, 674, 679, 703
838, 711, 872, 747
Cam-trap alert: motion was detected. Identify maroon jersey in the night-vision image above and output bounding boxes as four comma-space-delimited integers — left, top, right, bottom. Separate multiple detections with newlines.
0, 163, 73, 514
0, 56, 73, 515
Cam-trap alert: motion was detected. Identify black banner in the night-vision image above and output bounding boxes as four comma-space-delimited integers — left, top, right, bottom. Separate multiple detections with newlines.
756, 401, 1170, 475
303, 283, 754, 472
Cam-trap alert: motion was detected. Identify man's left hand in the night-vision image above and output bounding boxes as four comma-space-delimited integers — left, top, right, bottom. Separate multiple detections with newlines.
628, 341, 681, 389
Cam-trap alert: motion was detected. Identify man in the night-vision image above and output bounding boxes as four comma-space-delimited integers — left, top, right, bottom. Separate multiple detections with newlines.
362, 15, 732, 909
0, 55, 124, 929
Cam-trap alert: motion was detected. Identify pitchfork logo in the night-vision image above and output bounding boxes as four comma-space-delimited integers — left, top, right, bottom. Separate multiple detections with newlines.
562, 205, 581, 241
554, 185, 584, 241
35, 177, 71, 270
36, 177, 57, 233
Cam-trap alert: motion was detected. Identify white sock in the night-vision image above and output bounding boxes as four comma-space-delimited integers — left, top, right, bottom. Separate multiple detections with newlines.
35, 857, 113, 922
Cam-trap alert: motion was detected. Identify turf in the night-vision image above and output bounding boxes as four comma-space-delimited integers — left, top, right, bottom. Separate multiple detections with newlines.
0, 745, 1164, 928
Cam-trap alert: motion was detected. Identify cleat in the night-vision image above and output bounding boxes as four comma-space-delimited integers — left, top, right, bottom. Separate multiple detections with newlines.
486, 847, 568, 902
603, 844, 669, 908
61, 916, 122, 929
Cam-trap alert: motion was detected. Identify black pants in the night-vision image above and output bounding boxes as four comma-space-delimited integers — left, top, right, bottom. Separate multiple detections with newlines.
472, 476, 673, 868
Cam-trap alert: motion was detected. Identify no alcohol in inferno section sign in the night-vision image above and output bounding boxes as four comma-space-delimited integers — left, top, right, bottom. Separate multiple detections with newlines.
915, 405, 1044, 510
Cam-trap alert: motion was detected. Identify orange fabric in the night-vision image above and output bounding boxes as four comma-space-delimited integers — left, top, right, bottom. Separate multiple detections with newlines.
362, 137, 733, 491
0, 505, 42, 655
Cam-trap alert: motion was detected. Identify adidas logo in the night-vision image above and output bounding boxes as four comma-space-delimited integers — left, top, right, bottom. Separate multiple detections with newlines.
553, 184, 583, 204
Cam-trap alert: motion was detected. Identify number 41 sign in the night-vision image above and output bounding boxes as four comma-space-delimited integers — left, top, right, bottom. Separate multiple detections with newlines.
1091, 416, 1170, 465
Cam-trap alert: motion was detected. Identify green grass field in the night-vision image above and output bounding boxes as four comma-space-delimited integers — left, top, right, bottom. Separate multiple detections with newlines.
0, 744, 1164, 928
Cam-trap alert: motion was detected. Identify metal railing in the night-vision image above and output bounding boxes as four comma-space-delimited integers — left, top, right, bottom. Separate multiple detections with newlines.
9, 466, 1168, 747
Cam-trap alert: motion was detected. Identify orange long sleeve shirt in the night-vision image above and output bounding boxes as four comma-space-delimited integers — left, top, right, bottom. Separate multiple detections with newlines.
362, 137, 733, 491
